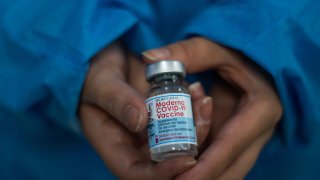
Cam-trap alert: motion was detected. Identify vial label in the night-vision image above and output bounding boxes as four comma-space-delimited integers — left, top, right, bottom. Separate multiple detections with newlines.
146, 93, 197, 150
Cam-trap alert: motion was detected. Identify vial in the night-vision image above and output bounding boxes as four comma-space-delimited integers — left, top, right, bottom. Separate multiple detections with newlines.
145, 60, 198, 162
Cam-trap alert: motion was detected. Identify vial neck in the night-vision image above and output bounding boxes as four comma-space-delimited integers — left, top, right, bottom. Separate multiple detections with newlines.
149, 73, 183, 88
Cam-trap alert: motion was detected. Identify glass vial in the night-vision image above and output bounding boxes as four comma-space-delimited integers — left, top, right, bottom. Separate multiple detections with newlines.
145, 60, 198, 162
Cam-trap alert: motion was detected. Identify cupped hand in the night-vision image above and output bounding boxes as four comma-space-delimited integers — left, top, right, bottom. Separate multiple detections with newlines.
143, 37, 283, 179
79, 43, 213, 179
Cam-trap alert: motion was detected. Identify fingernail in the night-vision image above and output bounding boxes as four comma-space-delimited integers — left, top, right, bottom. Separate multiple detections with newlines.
188, 82, 201, 92
184, 160, 197, 167
200, 97, 212, 121
142, 52, 157, 61
142, 48, 170, 61
134, 109, 144, 132
177, 159, 197, 172
127, 107, 142, 132
201, 96, 212, 106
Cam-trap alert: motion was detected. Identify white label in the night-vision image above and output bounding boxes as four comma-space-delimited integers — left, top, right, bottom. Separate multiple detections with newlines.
146, 93, 197, 149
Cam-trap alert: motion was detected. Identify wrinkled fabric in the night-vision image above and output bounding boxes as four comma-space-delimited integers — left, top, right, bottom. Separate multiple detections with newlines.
0, 0, 319, 179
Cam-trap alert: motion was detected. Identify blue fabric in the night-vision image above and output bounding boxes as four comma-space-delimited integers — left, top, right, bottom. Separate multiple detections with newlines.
1, 0, 319, 179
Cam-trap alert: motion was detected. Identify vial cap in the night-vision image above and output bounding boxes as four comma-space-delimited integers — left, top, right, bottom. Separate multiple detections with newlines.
145, 60, 186, 80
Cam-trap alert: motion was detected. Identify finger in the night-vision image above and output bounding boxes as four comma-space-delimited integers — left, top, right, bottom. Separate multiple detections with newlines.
142, 37, 228, 73
189, 82, 206, 101
189, 82, 213, 149
154, 158, 197, 179
116, 156, 197, 180
79, 103, 196, 180
83, 45, 148, 133
97, 78, 148, 132
79, 103, 136, 151
143, 37, 282, 180
216, 130, 274, 180
208, 76, 240, 140
176, 97, 279, 180
127, 54, 149, 95
79, 103, 147, 177
142, 37, 272, 94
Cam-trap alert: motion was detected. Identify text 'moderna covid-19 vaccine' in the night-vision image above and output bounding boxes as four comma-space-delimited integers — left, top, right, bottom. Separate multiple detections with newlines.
145, 60, 198, 162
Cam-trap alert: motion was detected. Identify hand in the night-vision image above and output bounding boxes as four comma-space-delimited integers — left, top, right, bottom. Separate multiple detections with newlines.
142, 37, 283, 179
79, 43, 213, 179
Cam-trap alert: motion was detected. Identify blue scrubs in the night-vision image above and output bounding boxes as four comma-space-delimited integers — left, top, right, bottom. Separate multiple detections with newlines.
0, 0, 319, 179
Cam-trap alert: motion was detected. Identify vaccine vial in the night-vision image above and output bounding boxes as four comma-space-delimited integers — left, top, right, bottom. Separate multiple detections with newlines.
145, 60, 198, 162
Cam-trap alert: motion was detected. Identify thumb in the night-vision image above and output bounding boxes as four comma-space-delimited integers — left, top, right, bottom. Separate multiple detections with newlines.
142, 37, 226, 73
93, 78, 148, 133
82, 43, 149, 133
82, 67, 148, 133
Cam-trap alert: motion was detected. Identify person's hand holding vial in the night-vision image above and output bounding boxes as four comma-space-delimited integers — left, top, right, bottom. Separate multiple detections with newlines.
143, 37, 283, 179
78, 42, 213, 179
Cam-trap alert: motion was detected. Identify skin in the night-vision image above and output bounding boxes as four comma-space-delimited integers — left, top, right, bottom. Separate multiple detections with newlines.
79, 36, 282, 179
78, 42, 213, 180
142, 37, 283, 179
